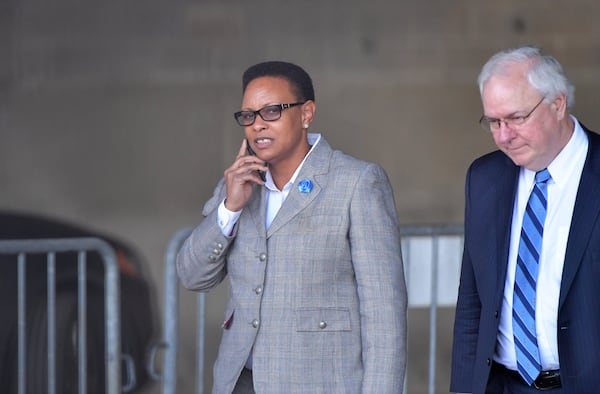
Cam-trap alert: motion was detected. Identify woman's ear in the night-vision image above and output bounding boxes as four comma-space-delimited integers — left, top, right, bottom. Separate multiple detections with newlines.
301, 100, 316, 127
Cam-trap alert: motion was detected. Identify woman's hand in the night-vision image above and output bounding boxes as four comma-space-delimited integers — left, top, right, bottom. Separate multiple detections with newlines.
223, 139, 268, 212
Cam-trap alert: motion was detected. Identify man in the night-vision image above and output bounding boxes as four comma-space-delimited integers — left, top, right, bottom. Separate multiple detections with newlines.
451, 46, 600, 393
177, 61, 407, 393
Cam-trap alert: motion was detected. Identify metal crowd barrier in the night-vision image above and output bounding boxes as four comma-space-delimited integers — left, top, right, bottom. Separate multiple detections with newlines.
152, 224, 464, 394
0, 237, 122, 394
148, 226, 204, 394
401, 224, 464, 394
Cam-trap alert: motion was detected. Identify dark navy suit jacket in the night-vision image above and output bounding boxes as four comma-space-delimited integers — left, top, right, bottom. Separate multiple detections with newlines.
451, 128, 600, 394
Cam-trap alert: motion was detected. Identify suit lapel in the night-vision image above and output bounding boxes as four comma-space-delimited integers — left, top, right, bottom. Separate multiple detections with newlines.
560, 131, 600, 307
266, 138, 331, 238
248, 184, 267, 238
494, 159, 519, 296
266, 177, 323, 237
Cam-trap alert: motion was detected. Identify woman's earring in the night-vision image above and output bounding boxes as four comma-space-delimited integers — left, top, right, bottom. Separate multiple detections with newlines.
304, 123, 309, 129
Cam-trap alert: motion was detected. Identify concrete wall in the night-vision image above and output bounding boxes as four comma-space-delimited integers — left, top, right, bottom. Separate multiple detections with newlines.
2, 1, 600, 392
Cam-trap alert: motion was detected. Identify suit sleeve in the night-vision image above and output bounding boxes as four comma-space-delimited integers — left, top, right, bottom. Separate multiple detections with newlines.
450, 166, 481, 393
349, 163, 407, 392
176, 178, 232, 291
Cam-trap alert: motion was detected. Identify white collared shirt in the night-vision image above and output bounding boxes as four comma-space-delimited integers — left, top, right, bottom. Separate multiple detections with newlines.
217, 133, 322, 235
495, 116, 588, 370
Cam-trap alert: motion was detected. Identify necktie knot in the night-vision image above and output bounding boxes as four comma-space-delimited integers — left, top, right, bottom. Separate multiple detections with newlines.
535, 168, 551, 185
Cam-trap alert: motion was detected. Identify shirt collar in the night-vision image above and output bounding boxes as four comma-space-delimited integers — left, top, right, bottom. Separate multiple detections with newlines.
264, 133, 322, 191
521, 116, 588, 188
546, 116, 587, 188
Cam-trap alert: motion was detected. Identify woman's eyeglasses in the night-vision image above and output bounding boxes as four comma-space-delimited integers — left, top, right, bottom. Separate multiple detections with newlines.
234, 102, 305, 126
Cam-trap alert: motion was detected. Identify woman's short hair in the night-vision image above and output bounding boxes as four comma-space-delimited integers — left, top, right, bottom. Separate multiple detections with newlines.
242, 61, 315, 102
478, 46, 575, 109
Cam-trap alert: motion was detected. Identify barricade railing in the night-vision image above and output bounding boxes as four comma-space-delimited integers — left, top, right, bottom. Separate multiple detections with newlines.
148, 226, 203, 394
0, 237, 122, 394
153, 224, 464, 394
401, 224, 464, 394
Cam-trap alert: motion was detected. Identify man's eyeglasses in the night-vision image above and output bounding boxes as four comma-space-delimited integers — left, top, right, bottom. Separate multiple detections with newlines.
234, 102, 305, 126
479, 96, 546, 132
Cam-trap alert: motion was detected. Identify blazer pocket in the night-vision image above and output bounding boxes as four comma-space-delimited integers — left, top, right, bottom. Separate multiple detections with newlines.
297, 214, 344, 230
295, 307, 352, 332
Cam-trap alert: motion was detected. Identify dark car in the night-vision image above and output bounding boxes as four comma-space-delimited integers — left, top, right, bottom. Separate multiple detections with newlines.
0, 210, 156, 393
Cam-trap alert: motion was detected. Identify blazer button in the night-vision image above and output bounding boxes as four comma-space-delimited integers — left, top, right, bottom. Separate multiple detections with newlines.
486, 358, 491, 366
494, 311, 498, 318
252, 319, 259, 328
319, 321, 327, 329
216, 242, 224, 250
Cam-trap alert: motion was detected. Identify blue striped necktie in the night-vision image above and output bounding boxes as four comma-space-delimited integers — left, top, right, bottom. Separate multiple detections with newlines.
513, 168, 551, 385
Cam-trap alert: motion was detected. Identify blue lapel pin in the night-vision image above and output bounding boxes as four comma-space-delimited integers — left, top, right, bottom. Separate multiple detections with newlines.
298, 179, 313, 193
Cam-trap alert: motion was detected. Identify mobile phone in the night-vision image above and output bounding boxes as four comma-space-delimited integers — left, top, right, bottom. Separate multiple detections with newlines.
245, 139, 267, 182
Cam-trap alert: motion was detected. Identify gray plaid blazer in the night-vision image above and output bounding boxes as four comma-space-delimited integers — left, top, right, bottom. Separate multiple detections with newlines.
178, 137, 407, 393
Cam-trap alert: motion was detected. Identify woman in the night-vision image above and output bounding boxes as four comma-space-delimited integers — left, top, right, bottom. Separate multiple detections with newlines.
177, 61, 407, 393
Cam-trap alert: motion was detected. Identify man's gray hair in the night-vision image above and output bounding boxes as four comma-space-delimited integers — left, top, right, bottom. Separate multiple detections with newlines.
478, 46, 575, 109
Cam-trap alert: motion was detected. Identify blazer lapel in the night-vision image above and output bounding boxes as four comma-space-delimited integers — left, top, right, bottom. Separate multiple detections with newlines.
266, 177, 323, 237
266, 138, 331, 238
494, 160, 519, 296
247, 184, 267, 238
560, 131, 600, 307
